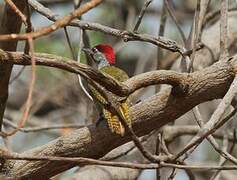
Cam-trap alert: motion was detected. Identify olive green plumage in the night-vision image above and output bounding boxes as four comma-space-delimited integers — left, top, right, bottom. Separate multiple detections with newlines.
89, 66, 131, 136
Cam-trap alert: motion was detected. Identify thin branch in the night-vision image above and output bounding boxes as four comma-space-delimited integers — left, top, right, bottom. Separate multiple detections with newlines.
18, 0, 184, 54
188, 0, 201, 72
0, 0, 104, 41
29, 0, 59, 20
174, 107, 237, 162
168, 168, 177, 180
1, 151, 237, 171
163, 125, 237, 143
210, 129, 237, 180
62, 2, 93, 102
173, 76, 237, 161
209, 133, 228, 180
64, 27, 77, 60
203, 6, 236, 28
220, 0, 229, 59
192, 106, 237, 166
3, 118, 85, 132
133, 0, 153, 32
156, 0, 167, 73
77, 29, 93, 101
106, 96, 161, 163
185, 1, 209, 73
164, 0, 189, 72
197, 0, 210, 41
9, 67, 25, 84
102, 133, 152, 161
164, 0, 186, 44
24, 0, 34, 54
4, 0, 27, 26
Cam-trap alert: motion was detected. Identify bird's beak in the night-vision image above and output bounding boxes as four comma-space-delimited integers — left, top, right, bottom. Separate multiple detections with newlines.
82, 47, 93, 55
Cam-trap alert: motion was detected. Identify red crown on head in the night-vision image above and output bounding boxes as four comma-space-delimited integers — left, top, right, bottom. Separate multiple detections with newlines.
95, 44, 115, 65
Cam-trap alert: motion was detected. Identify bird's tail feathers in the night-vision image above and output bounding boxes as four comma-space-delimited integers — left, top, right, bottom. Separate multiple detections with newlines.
103, 101, 131, 136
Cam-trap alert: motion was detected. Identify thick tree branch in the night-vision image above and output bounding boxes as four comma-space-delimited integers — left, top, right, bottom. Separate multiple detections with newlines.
0, 2, 237, 179
0, 51, 186, 97
0, 53, 236, 178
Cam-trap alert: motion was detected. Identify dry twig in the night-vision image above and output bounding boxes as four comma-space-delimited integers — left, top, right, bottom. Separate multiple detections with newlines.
220, 0, 229, 59
174, 76, 237, 161
0, 0, 104, 41
133, 0, 153, 32
4, 0, 27, 25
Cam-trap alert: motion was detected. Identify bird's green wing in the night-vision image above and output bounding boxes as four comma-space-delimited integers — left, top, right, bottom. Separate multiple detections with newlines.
89, 66, 131, 136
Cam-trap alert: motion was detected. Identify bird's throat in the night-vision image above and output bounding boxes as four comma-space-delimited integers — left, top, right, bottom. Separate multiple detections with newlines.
98, 59, 110, 69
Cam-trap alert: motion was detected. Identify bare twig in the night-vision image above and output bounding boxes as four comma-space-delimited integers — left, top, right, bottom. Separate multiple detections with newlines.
209, 129, 237, 180
192, 106, 237, 166
163, 125, 237, 143
164, 0, 189, 72
8, 0, 31, 84
109, 101, 161, 163
4, 0, 27, 26
9, 67, 25, 84
3, 118, 84, 132
185, 1, 210, 73
156, 0, 167, 72
164, 0, 186, 43
168, 168, 177, 180
133, 0, 153, 32
0, 0, 104, 41
194, 0, 211, 42
77, 29, 93, 101
1, 150, 237, 171
102, 133, 154, 161
64, 27, 77, 60
27, 0, 184, 54
29, 0, 58, 20
220, 0, 229, 59
24, 0, 33, 54
210, 133, 228, 180
203, 6, 236, 28
62, 2, 93, 102
174, 76, 237, 161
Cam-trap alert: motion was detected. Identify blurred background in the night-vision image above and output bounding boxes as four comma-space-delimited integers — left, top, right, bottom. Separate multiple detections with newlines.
1, 0, 237, 179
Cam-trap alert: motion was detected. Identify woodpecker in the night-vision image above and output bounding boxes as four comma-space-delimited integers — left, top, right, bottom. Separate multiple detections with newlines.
82, 44, 131, 136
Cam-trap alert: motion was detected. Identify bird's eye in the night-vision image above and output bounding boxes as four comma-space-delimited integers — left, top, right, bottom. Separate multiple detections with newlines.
92, 47, 98, 53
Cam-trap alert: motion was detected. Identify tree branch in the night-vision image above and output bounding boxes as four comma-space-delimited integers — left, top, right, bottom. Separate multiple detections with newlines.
0, 0, 104, 41
0, 51, 187, 97
0, 53, 236, 178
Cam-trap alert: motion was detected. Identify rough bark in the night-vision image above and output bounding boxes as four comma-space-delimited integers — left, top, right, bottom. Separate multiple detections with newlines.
0, 6, 237, 180
0, 54, 236, 178
72, 11, 237, 180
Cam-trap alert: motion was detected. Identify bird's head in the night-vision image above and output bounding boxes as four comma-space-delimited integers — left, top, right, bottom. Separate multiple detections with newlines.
82, 44, 115, 68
